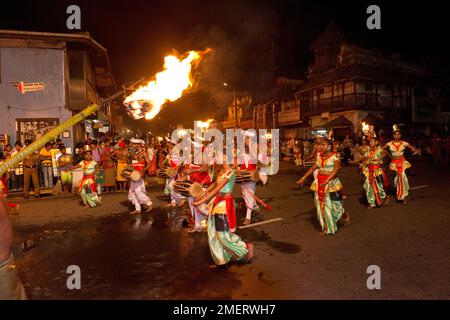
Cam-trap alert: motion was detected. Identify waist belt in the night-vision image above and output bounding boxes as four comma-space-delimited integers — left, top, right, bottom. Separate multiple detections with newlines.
368, 164, 381, 170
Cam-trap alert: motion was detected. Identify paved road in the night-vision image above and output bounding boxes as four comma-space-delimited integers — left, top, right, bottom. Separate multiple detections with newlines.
9, 160, 450, 299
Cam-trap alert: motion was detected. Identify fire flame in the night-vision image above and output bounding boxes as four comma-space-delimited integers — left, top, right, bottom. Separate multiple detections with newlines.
124, 50, 208, 120
197, 119, 214, 129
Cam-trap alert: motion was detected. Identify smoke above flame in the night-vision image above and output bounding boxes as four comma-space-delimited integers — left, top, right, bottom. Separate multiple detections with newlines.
124, 49, 210, 120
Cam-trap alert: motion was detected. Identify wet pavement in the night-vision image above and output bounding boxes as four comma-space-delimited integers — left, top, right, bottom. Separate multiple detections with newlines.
9, 160, 450, 299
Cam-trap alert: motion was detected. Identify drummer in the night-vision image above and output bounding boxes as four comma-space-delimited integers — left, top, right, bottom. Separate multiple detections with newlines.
165, 140, 186, 207
185, 141, 212, 232
239, 133, 259, 226
128, 139, 152, 215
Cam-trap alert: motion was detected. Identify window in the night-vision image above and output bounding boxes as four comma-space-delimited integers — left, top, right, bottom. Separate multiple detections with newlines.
365, 81, 373, 92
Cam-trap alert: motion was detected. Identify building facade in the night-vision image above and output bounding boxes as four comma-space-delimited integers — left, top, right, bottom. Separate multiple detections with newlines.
278, 22, 442, 140
0, 30, 115, 150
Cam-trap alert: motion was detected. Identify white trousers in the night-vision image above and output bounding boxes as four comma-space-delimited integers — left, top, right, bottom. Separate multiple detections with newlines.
241, 181, 259, 210
168, 177, 185, 205
188, 196, 208, 230
128, 179, 152, 211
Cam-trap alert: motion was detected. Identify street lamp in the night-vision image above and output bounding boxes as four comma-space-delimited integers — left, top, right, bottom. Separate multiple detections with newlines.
223, 82, 238, 129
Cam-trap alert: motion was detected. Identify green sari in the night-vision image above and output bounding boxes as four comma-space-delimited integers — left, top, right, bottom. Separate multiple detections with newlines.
207, 169, 249, 265
79, 160, 101, 208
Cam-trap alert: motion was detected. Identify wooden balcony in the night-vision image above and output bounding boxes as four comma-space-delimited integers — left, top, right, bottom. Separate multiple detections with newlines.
302, 93, 411, 116
278, 108, 301, 125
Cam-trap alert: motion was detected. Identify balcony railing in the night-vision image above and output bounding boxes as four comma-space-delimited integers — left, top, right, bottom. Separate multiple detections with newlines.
302, 93, 411, 116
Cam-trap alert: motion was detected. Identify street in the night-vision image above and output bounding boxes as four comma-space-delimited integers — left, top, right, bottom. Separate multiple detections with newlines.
10, 160, 450, 300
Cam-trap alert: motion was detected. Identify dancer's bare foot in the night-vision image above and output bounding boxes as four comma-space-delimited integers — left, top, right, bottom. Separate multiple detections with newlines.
145, 205, 153, 213
242, 218, 251, 226
383, 196, 390, 206
403, 198, 407, 205
367, 205, 374, 210
129, 210, 141, 215
208, 264, 218, 269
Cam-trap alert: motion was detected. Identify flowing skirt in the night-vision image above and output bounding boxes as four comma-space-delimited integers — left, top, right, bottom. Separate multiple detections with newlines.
390, 158, 411, 200
311, 174, 344, 235
363, 165, 387, 207
207, 198, 249, 266
79, 176, 101, 207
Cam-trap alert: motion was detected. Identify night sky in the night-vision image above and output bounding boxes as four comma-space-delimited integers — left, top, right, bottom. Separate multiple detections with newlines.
1, 0, 449, 133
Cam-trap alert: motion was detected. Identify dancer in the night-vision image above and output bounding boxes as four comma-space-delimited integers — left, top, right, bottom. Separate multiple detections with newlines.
193, 157, 253, 267
362, 137, 389, 209
128, 139, 152, 215
297, 139, 349, 235
165, 142, 186, 207
382, 126, 419, 204
71, 151, 101, 208
239, 136, 259, 226
185, 143, 212, 232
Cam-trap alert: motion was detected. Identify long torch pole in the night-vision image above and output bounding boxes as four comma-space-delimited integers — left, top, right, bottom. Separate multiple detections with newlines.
0, 88, 128, 176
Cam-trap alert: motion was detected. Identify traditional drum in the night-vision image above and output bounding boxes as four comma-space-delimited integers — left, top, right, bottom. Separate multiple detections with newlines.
235, 170, 260, 184
188, 182, 204, 198
120, 166, 135, 180
130, 170, 142, 182
156, 167, 177, 179
173, 180, 205, 198
173, 179, 193, 197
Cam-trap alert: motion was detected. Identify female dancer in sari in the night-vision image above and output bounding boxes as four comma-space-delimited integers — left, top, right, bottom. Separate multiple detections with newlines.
362, 137, 389, 209
382, 127, 419, 204
193, 159, 253, 267
71, 151, 101, 208
297, 139, 349, 235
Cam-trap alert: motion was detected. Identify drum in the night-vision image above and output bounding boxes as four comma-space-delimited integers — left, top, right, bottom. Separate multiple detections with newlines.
235, 170, 260, 184
188, 182, 204, 198
130, 170, 142, 182
173, 179, 193, 197
156, 168, 169, 179
120, 166, 135, 180
156, 167, 177, 179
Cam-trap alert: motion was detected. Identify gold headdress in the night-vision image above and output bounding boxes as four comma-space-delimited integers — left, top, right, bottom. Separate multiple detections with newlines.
392, 124, 400, 133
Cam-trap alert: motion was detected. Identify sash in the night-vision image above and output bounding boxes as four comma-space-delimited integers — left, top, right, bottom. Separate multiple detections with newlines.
213, 193, 236, 230
391, 157, 405, 174
317, 174, 329, 202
